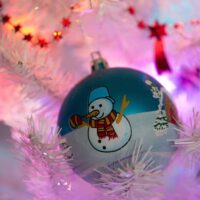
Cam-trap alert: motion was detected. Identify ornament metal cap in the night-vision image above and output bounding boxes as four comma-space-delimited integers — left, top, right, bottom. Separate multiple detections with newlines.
91, 51, 109, 72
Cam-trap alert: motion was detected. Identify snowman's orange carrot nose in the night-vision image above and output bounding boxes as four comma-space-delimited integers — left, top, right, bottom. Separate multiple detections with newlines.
85, 110, 99, 119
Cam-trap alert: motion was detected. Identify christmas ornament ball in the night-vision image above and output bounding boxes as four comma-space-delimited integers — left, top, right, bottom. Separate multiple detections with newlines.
58, 67, 178, 182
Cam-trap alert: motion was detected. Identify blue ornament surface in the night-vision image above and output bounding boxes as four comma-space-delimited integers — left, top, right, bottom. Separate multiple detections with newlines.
58, 68, 178, 182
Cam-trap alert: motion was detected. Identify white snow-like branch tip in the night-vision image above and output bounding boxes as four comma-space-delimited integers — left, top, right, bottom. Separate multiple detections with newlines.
16, 117, 72, 199
94, 140, 162, 200
170, 110, 200, 155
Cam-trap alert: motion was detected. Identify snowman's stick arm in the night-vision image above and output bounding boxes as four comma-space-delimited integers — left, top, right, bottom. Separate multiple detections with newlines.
116, 95, 130, 124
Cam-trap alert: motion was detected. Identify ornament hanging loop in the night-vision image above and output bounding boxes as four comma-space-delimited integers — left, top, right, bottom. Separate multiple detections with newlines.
91, 51, 109, 72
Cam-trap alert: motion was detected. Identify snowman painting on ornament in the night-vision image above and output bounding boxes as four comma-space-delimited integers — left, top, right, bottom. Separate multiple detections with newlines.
69, 87, 132, 152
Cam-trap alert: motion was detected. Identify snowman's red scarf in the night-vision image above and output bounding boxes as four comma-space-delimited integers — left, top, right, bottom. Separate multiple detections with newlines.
89, 110, 118, 139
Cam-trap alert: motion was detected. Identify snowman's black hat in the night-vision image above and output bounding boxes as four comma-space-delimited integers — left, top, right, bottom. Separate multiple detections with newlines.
89, 87, 115, 105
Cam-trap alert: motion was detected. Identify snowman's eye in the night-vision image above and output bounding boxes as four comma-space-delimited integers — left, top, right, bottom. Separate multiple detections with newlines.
99, 104, 102, 108
91, 106, 95, 109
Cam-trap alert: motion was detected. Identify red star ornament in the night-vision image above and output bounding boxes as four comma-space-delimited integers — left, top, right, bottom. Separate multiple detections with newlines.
23, 33, 33, 41
149, 21, 167, 40
2, 15, 10, 24
14, 24, 22, 32
62, 18, 71, 27
38, 39, 48, 48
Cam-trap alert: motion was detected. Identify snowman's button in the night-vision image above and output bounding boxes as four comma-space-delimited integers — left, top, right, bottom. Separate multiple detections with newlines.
98, 140, 101, 143
103, 146, 106, 150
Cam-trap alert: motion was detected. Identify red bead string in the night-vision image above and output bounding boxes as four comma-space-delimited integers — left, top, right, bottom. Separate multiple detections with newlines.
0, 1, 72, 48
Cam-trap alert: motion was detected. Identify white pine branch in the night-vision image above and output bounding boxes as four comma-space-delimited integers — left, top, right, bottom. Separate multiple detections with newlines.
0, 33, 71, 100
172, 111, 200, 162
94, 140, 162, 200
16, 117, 72, 200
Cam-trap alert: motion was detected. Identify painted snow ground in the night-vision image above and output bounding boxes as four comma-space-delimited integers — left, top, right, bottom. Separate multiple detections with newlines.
64, 111, 178, 176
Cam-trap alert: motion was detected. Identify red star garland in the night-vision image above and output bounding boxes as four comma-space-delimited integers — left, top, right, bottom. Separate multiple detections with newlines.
0, 1, 72, 48
126, 5, 200, 74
